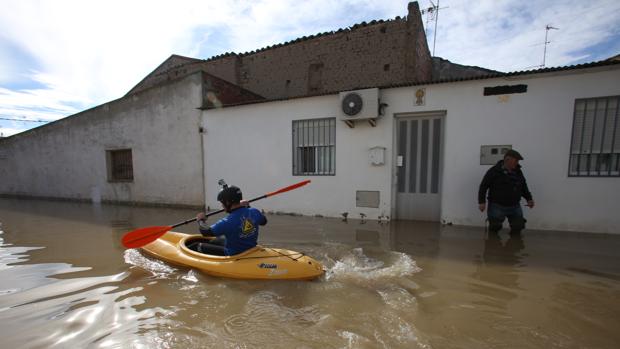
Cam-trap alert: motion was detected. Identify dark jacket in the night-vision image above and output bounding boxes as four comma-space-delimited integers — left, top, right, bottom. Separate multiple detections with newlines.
478, 160, 533, 206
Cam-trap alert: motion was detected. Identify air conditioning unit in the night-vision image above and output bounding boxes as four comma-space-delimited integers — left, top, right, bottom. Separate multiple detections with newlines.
339, 88, 380, 127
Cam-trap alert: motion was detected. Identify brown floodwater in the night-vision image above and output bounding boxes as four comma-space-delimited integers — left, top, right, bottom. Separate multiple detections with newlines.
0, 197, 619, 349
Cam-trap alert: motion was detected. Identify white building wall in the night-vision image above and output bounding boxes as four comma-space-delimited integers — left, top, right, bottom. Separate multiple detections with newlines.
203, 95, 394, 219
0, 73, 205, 206
385, 66, 620, 234
204, 65, 620, 234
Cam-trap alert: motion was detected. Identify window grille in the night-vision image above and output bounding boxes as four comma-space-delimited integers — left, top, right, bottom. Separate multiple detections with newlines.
292, 118, 335, 175
569, 96, 620, 177
108, 149, 134, 181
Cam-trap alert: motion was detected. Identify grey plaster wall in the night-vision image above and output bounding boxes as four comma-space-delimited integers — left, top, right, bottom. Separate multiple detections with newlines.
0, 73, 205, 206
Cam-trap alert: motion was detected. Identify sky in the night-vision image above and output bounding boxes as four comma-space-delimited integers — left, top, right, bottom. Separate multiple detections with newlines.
1, 0, 619, 137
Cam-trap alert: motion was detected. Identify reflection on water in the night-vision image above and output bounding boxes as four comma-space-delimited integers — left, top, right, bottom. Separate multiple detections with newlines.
1, 197, 620, 348
473, 233, 525, 297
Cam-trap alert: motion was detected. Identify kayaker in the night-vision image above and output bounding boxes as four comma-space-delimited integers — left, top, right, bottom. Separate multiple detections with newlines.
191, 185, 267, 256
478, 149, 534, 235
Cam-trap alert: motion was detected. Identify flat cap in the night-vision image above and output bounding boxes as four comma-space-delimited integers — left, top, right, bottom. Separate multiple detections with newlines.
504, 149, 523, 160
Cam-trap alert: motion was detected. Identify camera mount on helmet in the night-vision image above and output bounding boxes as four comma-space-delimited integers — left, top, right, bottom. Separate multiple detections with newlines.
216, 179, 242, 212
217, 179, 228, 189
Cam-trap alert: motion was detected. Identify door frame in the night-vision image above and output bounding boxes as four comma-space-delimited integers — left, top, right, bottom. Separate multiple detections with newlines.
391, 110, 447, 221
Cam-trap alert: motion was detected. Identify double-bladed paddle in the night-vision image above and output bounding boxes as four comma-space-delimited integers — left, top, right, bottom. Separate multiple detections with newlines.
121, 179, 311, 249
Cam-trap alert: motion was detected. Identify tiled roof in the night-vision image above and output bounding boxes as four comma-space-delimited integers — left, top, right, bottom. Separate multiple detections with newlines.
203, 17, 404, 61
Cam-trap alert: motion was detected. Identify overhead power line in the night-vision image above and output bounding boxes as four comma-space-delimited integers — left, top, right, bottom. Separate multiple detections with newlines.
0, 117, 50, 123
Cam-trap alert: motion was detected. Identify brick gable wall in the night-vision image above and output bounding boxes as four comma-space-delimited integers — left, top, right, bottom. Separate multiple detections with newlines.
129, 2, 431, 100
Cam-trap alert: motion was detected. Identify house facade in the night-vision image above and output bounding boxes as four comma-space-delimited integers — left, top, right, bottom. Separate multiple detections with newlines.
203, 62, 620, 234
0, 70, 263, 206
0, 73, 206, 206
0, 1, 433, 208
1, 1, 618, 234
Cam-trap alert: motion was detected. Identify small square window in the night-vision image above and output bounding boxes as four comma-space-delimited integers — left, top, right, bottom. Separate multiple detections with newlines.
292, 118, 336, 175
107, 149, 133, 182
569, 96, 620, 177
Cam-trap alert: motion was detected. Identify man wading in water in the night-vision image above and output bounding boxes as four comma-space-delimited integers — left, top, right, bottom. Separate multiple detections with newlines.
478, 149, 535, 235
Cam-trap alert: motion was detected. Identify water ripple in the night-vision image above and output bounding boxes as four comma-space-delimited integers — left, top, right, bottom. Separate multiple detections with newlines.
223, 290, 324, 343
123, 249, 177, 277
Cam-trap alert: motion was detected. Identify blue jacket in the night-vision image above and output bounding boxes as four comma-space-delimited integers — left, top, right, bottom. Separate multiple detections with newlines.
199, 207, 267, 255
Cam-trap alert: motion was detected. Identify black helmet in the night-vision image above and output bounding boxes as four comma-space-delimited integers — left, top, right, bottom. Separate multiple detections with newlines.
217, 185, 242, 205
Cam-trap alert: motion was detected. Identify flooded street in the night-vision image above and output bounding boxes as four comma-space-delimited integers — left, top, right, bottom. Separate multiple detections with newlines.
1, 197, 619, 348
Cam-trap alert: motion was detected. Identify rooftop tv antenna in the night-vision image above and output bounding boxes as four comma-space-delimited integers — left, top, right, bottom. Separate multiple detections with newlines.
421, 0, 449, 56
542, 24, 559, 67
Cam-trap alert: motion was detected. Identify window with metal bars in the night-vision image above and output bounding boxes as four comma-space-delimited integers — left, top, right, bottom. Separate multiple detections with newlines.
107, 149, 134, 181
569, 96, 620, 177
292, 118, 335, 175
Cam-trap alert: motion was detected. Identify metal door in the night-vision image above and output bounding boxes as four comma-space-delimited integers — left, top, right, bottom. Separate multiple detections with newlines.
395, 113, 444, 220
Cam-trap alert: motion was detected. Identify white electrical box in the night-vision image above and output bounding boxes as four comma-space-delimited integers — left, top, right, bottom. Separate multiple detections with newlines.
356, 190, 380, 208
480, 145, 512, 165
369, 146, 386, 166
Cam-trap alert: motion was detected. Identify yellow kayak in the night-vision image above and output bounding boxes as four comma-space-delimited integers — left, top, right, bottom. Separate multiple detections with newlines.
140, 231, 324, 280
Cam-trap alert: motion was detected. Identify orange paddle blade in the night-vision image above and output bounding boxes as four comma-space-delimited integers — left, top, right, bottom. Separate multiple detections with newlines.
266, 179, 311, 197
121, 225, 172, 249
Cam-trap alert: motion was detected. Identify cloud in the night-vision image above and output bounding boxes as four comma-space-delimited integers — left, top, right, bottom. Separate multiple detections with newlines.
0, 0, 408, 135
0, 126, 28, 138
0, 0, 619, 136
194, 0, 405, 56
430, 0, 620, 71
0, 85, 80, 139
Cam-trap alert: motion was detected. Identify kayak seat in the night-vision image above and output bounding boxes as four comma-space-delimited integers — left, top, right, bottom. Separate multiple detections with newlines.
184, 237, 226, 256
